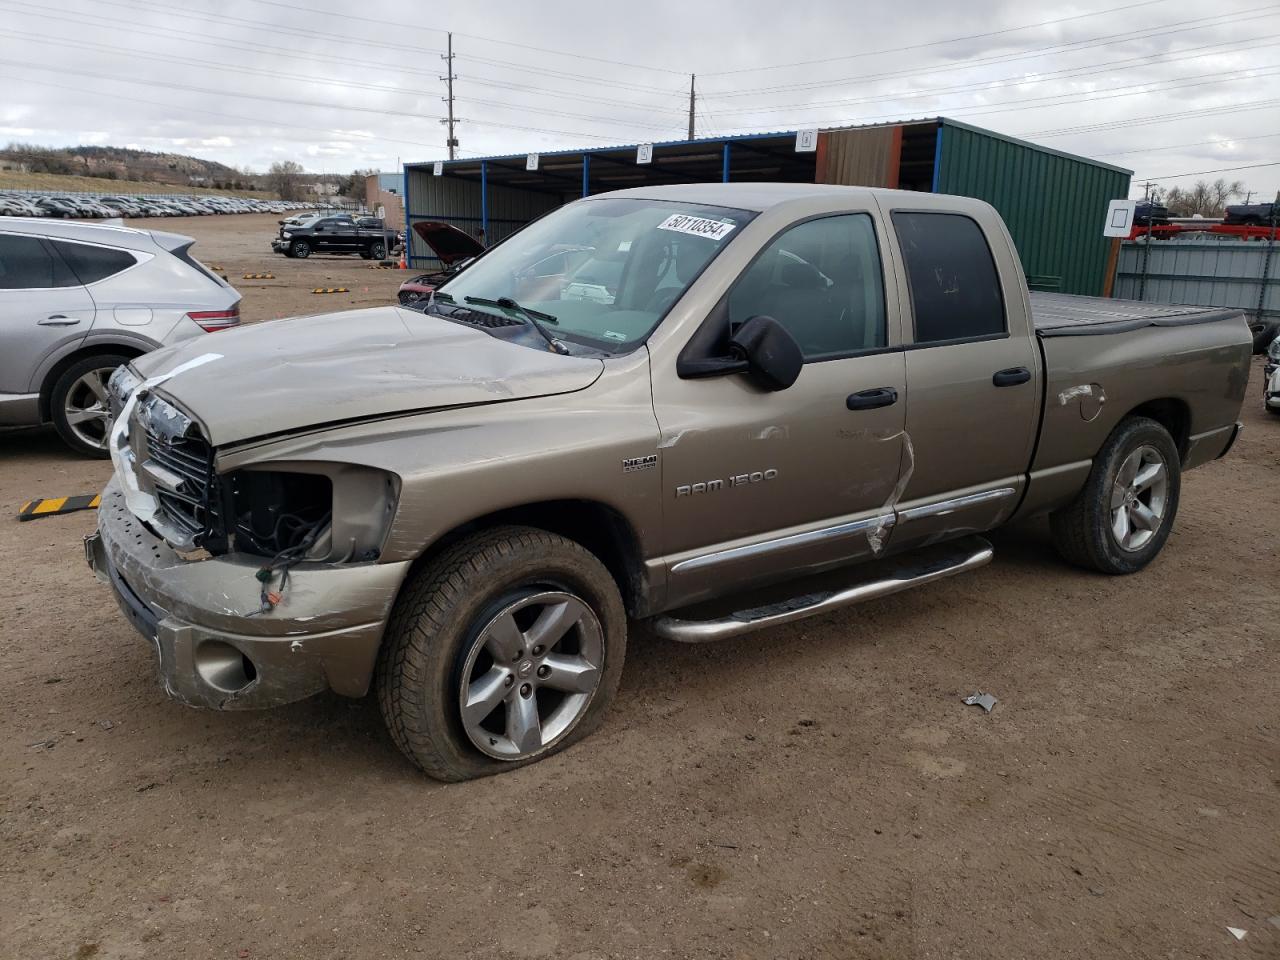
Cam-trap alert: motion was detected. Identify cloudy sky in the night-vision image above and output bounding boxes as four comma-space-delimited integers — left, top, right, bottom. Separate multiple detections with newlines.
2, 0, 1278, 199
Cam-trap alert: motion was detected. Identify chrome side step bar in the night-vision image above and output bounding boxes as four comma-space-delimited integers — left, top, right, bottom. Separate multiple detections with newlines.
652, 536, 993, 644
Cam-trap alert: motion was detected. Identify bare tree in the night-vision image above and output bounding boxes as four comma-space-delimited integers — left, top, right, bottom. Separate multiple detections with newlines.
1162, 178, 1245, 218
266, 160, 305, 201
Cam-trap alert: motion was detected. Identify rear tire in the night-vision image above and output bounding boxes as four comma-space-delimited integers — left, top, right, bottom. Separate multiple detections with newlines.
50, 354, 130, 459
1050, 416, 1181, 574
377, 526, 626, 781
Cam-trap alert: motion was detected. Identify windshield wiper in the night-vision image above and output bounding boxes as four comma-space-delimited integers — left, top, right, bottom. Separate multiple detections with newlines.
463, 296, 568, 354
429, 290, 455, 304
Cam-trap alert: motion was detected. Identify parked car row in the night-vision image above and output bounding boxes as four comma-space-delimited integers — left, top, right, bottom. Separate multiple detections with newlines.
0, 193, 325, 220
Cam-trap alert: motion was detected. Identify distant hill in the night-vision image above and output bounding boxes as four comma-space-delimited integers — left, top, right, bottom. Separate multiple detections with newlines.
0, 143, 259, 191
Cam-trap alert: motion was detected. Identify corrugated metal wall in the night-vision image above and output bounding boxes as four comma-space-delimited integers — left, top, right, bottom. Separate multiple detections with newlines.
404, 166, 561, 264
818, 127, 899, 187
934, 120, 1131, 296
1114, 238, 1280, 322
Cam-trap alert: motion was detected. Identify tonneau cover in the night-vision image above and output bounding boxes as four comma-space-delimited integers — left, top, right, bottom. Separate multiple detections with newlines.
1031, 292, 1242, 337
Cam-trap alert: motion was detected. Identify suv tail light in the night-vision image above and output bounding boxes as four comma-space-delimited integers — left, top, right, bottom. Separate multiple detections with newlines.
187, 307, 240, 332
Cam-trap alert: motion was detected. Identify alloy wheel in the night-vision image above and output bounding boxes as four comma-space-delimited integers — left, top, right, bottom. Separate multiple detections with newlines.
63, 367, 114, 451
1110, 444, 1169, 552
458, 590, 604, 760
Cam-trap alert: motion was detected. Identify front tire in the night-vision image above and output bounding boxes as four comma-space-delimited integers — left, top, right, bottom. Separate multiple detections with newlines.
377, 526, 627, 781
370, 241, 386, 260
290, 240, 310, 259
50, 354, 130, 458
1050, 416, 1181, 574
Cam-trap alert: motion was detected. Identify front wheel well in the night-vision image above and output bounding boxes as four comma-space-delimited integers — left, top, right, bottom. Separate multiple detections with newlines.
1124, 398, 1191, 462
408, 500, 649, 617
39, 345, 143, 421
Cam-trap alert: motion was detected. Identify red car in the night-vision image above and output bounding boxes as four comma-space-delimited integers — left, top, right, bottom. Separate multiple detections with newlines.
397, 221, 485, 306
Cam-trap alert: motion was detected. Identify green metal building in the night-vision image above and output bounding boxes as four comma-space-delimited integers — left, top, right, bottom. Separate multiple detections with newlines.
404, 116, 1131, 295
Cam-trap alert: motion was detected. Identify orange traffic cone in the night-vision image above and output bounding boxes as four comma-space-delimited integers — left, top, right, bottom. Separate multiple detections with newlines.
399, 249, 407, 270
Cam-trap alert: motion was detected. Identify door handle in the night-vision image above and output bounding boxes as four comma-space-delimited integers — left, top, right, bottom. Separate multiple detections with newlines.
992, 367, 1031, 387
38, 315, 80, 326
846, 387, 899, 410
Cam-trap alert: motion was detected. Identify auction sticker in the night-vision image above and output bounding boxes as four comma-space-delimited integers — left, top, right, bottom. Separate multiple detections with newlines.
657, 214, 736, 241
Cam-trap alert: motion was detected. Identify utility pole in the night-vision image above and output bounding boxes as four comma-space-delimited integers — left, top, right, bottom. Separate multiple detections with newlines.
687, 73, 696, 141
441, 33, 458, 160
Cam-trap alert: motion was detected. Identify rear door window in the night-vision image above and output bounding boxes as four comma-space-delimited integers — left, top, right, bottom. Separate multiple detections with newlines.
891, 212, 1006, 344
0, 234, 79, 289
48, 241, 138, 284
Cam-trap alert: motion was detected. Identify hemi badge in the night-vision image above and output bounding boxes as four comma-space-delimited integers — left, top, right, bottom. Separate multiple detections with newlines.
622, 454, 658, 473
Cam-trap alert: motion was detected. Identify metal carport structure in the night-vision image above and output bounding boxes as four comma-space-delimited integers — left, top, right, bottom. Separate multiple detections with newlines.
404, 118, 1131, 295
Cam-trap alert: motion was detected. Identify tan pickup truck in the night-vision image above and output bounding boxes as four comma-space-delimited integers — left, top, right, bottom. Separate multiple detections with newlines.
85, 184, 1251, 780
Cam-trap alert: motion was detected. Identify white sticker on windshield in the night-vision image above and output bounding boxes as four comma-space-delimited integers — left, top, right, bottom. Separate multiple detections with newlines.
657, 214, 736, 241
616, 240, 632, 252
603, 331, 627, 341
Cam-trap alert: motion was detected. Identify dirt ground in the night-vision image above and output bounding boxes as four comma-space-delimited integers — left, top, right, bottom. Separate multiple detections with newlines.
2, 214, 1278, 960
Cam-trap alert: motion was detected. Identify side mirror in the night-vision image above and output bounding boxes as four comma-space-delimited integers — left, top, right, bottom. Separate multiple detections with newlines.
729, 315, 803, 391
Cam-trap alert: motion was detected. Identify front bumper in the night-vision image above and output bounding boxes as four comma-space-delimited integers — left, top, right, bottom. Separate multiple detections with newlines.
86, 478, 410, 710
270, 238, 290, 254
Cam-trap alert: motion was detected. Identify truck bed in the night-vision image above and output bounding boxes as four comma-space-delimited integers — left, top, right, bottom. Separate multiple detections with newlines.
1030, 292, 1241, 337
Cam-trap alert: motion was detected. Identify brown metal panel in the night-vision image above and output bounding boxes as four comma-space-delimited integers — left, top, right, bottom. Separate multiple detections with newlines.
818, 126, 899, 188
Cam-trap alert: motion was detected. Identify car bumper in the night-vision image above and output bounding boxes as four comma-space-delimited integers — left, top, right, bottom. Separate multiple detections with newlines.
271, 239, 290, 253
85, 478, 409, 710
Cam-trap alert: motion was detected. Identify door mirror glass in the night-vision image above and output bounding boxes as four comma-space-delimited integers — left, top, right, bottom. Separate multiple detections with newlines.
730, 315, 803, 391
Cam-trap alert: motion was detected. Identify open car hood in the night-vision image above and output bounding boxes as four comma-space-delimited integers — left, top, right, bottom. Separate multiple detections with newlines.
131, 306, 604, 446
412, 220, 486, 265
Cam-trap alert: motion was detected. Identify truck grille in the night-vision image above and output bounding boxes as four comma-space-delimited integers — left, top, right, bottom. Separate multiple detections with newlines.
143, 422, 216, 539
132, 395, 221, 549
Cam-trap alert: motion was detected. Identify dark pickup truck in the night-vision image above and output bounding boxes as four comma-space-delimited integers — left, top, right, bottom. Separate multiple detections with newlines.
1223, 202, 1276, 226
271, 214, 394, 260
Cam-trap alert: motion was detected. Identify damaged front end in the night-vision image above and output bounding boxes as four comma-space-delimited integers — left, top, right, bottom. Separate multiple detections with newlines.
86, 365, 410, 709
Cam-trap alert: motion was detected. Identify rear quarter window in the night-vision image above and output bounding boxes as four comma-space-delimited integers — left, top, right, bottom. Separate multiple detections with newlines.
891, 211, 1006, 344
49, 240, 138, 285
0, 234, 79, 289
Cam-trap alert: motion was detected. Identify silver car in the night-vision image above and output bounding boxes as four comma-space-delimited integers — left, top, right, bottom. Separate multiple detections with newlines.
0, 218, 240, 456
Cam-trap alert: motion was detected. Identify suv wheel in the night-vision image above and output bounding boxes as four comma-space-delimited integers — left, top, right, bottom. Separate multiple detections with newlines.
1050, 416, 1181, 574
377, 526, 626, 781
290, 240, 310, 259
370, 241, 387, 260
50, 354, 129, 458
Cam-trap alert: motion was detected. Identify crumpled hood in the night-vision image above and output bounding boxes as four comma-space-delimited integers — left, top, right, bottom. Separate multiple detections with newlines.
131, 306, 604, 445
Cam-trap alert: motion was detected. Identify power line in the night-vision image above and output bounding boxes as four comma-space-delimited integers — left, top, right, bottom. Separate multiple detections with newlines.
704, 65, 1280, 138
0, 0, 689, 119
0, 73, 439, 156
700, 7, 1277, 99
1027, 98, 1280, 137
1131, 161, 1280, 179
702, 0, 1168, 77
700, 34, 1280, 117
232, 0, 688, 76
64, 0, 446, 59
1094, 132, 1280, 157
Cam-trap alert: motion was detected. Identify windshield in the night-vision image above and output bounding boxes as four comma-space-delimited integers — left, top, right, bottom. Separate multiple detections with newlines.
435, 197, 755, 353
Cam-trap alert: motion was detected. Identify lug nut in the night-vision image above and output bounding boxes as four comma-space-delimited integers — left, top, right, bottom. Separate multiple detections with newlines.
520, 683, 532, 698
504, 675, 514, 687
532, 645, 544, 656
537, 665, 551, 679
513, 649, 524, 661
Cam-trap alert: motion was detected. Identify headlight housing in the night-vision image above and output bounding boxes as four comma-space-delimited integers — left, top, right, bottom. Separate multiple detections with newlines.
1268, 335, 1280, 362
281, 230, 292, 239
224, 463, 399, 562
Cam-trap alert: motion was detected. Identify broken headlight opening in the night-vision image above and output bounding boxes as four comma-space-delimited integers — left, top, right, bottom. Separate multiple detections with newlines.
220, 464, 400, 613
228, 470, 333, 559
